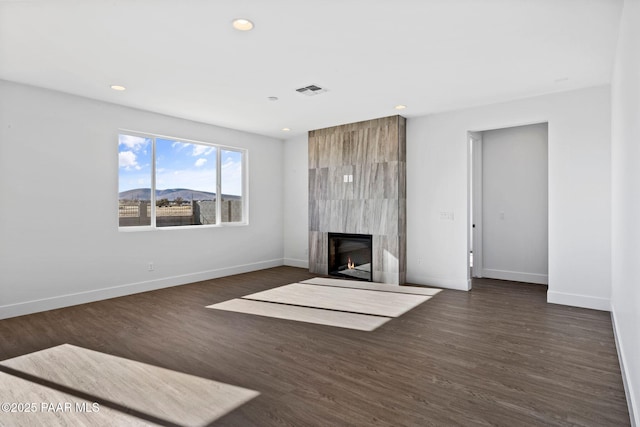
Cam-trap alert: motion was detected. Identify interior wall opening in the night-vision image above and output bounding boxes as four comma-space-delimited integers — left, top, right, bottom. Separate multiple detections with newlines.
468, 123, 549, 286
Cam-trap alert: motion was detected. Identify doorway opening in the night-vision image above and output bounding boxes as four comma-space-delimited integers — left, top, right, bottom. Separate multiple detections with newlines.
468, 123, 549, 286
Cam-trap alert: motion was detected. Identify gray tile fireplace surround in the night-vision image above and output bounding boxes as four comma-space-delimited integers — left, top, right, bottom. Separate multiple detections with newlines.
308, 115, 406, 285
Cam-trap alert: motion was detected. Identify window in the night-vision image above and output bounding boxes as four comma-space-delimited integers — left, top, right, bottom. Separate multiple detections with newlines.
118, 132, 246, 229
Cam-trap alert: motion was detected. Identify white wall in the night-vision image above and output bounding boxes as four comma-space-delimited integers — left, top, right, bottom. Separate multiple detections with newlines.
283, 134, 309, 268
0, 80, 285, 319
611, 0, 640, 424
406, 86, 611, 311
481, 123, 548, 284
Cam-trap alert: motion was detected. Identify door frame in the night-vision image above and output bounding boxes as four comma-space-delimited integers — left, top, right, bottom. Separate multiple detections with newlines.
468, 132, 483, 280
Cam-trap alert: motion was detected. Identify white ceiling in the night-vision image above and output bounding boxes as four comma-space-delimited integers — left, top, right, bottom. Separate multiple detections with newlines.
0, 0, 623, 139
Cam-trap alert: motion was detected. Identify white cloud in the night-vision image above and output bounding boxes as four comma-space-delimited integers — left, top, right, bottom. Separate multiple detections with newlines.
119, 134, 149, 151
195, 158, 207, 167
119, 151, 141, 170
171, 141, 189, 151
192, 145, 215, 156
222, 157, 239, 169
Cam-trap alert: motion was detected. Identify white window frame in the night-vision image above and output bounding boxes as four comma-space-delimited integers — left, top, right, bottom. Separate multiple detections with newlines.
118, 130, 248, 231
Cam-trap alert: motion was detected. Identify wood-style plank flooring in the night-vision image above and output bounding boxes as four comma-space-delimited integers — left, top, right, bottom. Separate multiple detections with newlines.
0, 267, 630, 426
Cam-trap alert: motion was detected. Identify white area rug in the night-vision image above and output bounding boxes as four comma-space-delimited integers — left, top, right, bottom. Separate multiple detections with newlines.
0, 344, 259, 427
207, 278, 441, 331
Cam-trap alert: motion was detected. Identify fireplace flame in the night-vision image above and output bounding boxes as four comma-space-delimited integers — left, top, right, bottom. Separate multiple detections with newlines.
347, 257, 355, 269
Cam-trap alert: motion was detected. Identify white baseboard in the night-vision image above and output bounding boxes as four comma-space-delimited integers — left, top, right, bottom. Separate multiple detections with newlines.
0, 258, 284, 320
482, 268, 548, 285
611, 309, 638, 427
405, 274, 470, 291
283, 258, 309, 269
547, 291, 611, 311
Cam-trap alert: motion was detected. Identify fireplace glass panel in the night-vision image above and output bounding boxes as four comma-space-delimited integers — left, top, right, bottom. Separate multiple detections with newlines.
328, 233, 372, 281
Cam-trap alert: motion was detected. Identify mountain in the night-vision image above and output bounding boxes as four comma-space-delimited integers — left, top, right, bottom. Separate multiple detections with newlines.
119, 188, 239, 201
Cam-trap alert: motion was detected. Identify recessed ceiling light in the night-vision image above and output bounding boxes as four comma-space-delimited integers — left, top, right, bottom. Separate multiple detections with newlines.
282, 128, 291, 132
110, 85, 126, 91
232, 18, 254, 31
394, 104, 407, 110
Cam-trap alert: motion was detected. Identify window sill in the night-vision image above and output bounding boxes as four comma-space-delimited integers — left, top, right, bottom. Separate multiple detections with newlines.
118, 222, 249, 232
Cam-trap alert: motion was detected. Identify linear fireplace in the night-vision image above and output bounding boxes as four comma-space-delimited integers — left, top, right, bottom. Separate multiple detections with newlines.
328, 233, 373, 282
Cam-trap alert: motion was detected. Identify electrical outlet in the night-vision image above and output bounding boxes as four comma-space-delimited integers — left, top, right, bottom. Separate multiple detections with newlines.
439, 212, 454, 221
148, 262, 154, 271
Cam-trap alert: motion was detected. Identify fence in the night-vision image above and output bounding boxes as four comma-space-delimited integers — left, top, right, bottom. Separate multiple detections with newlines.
119, 200, 242, 227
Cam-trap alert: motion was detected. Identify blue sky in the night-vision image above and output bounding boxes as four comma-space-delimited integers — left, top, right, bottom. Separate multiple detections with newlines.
118, 134, 242, 195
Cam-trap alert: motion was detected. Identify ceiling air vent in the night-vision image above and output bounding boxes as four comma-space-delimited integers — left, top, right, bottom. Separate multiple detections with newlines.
295, 84, 328, 96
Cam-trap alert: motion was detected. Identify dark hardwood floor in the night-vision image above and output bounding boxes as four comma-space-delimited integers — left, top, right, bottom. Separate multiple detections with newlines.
0, 267, 630, 426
